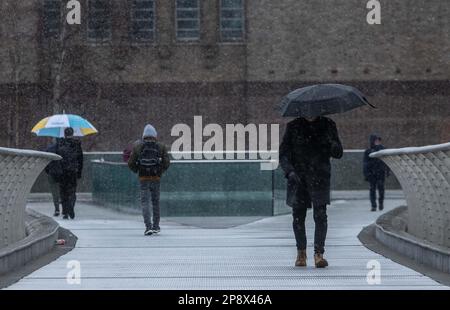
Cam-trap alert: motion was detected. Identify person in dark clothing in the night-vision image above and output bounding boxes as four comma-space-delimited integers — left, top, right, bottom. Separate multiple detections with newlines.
363, 134, 389, 212
280, 116, 343, 268
45, 138, 62, 217
57, 128, 83, 219
128, 125, 170, 236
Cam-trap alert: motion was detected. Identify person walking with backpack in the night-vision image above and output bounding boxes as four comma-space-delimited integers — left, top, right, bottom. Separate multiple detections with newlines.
128, 124, 170, 236
58, 127, 84, 219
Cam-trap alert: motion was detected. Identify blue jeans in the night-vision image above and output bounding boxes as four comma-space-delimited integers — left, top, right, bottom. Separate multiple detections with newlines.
140, 181, 160, 230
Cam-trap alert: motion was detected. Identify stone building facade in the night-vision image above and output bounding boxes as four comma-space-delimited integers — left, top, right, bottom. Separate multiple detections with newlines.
0, 0, 449, 151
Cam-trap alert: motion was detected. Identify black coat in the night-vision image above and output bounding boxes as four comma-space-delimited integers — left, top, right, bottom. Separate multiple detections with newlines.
57, 138, 84, 179
279, 117, 343, 207
363, 135, 388, 182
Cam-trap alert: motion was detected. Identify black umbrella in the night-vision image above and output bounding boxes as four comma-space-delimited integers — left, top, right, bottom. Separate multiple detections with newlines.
277, 84, 375, 118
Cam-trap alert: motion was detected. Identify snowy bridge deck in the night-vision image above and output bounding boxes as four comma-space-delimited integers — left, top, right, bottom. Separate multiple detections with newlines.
6, 197, 447, 290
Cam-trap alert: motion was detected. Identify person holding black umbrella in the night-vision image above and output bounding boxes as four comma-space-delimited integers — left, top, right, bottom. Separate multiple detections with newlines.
278, 84, 373, 268
280, 116, 343, 268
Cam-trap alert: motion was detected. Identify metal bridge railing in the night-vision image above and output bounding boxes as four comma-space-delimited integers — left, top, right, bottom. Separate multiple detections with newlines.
0, 147, 60, 248
371, 142, 450, 248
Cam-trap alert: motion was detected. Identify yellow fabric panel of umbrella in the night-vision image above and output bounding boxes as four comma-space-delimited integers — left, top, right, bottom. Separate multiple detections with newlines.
32, 114, 98, 138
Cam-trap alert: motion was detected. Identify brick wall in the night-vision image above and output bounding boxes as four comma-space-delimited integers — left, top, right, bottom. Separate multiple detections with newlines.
0, 0, 448, 151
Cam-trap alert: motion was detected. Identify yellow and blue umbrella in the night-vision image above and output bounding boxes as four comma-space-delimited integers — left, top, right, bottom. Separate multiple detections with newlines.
32, 114, 98, 138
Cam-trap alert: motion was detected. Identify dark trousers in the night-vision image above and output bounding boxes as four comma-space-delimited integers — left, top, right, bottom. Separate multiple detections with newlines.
47, 175, 60, 211
140, 180, 161, 229
292, 204, 328, 254
60, 174, 77, 217
369, 178, 385, 208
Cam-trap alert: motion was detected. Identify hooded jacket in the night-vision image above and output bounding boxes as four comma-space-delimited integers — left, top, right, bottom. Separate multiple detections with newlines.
142, 124, 157, 139
128, 127, 170, 180
363, 134, 388, 181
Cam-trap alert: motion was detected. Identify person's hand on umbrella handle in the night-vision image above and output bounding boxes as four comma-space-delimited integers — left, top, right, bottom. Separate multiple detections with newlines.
288, 171, 301, 184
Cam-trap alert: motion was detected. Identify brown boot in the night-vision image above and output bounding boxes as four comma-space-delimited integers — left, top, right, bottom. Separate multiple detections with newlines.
314, 253, 329, 268
295, 250, 307, 267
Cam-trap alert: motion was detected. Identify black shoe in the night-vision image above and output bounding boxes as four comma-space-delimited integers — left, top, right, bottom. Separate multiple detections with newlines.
54, 211, 60, 217
63, 215, 69, 220
144, 228, 153, 236
379, 204, 384, 211
371, 207, 377, 212
69, 212, 75, 219
152, 227, 161, 234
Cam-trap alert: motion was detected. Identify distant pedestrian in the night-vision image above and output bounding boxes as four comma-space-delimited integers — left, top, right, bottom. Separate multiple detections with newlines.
57, 127, 84, 219
363, 134, 389, 211
128, 125, 170, 236
45, 138, 62, 217
280, 116, 343, 268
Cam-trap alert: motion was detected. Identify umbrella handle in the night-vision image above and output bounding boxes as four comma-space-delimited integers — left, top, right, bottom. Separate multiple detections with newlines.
363, 97, 377, 109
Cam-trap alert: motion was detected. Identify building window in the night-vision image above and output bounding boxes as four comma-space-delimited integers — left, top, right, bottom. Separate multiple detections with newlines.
220, 0, 244, 42
43, 0, 61, 39
176, 0, 200, 41
87, 0, 112, 42
131, 0, 155, 42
